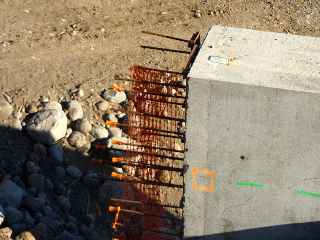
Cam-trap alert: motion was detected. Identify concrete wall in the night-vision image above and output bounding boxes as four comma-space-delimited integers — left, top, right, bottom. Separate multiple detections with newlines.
184, 26, 320, 239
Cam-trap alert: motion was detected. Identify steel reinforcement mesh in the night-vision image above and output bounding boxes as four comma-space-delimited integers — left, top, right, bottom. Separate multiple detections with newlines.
108, 66, 187, 240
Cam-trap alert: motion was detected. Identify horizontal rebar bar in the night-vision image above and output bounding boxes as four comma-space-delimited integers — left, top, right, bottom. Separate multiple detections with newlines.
142, 31, 189, 43
141, 45, 191, 54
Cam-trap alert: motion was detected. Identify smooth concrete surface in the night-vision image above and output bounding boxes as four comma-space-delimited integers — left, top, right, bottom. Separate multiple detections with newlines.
184, 26, 320, 239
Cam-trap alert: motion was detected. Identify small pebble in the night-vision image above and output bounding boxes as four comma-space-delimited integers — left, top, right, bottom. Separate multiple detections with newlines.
194, 9, 201, 18
66, 166, 82, 178
95, 100, 109, 111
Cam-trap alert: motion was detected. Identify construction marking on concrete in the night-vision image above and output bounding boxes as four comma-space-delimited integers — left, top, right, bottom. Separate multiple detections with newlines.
236, 181, 264, 188
296, 189, 320, 198
191, 167, 216, 193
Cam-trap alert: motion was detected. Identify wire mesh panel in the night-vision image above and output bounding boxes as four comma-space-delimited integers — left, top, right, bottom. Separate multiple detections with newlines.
104, 32, 201, 240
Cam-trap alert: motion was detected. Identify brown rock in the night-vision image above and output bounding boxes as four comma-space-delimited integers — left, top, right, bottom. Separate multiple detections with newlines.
15, 231, 36, 240
0, 227, 12, 240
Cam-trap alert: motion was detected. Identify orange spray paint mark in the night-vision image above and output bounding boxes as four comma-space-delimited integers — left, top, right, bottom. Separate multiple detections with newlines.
191, 167, 216, 193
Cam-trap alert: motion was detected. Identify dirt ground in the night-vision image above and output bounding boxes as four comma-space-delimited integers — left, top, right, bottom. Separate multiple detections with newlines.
1, 0, 320, 104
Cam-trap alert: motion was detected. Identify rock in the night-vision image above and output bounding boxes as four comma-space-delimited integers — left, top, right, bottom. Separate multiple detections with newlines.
25, 103, 38, 114
12, 119, 23, 130
91, 126, 109, 139
194, 9, 201, 18
43, 101, 62, 111
65, 128, 73, 138
76, 88, 84, 98
68, 131, 88, 148
26, 161, 40, 174
95, 101, 109, 112
57, 196, 71, 212
28, 173, 45, 192
108, 127, 122, 137
56, 231, 84, 240
0, 98, 13, 119
75, 119, 92, 134
100, 89, 111, 101
0, 206, 4, 226
39, 96, 49, 104
45, 179, 53, 191
55, 167, 66, 179
23, 196, 45, 212
110, 91, 127, 104
104, 113, 118, 122
67, 101, 83, 121
0, 227, 12, 240
0, 179, 26, 208
66, 166, 82, 178
33, 143, 47, 159
15, 231, 36, 240
26, 108, 68, 145
4, 206, 23, 225
24, 211, 35, 227
48, 144, 64, 162
32, 222, 48, 239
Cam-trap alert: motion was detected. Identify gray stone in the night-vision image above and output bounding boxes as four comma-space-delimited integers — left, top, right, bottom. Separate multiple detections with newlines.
0, 179, 26, 208
28, 173, 45, 192
57, 196, 71, 212
67, 100, 83, 121
75, 119, 92, 134
0, 98, 13, 120
4, 206, 23, 225
26, 109, 68, 145
0, 227, 12, 240
95, 100, 109, 112
110, 91, 127, 104
23, 196, 45, 212
26, 161, 40, 174
66, 166, 82, 179
48, 144, 64, 162
0, 206, 4, 226
91, 126, 109, 139
24, 211, 35, 227
55, 167, 66, 179
68, 131, 88, 148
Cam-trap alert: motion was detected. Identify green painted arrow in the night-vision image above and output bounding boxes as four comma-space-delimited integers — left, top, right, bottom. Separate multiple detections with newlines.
236, 181, 264, 188
296, 189, 320, 198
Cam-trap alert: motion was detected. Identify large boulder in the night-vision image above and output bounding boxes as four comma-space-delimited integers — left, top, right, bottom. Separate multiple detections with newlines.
26, 108, 68, 145
0, 179, 25, 208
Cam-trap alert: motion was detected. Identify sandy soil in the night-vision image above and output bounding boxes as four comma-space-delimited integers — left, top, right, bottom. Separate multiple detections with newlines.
1, 0, 320, 103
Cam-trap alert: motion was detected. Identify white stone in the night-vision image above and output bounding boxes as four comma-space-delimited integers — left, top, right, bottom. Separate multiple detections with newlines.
26, 109, 68, 145
108, 127, 122, 138
43, 101, 62, 111
110, 91, 127, 104
91, 126, 109, 139
67, 100, 83, 121
0, 206, 4, 226
95, 100, 109, 112
68, 131, 88, 148
75, 119, 92, 134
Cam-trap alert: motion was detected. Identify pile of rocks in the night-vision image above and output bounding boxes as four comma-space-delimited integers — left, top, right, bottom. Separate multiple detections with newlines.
0, 87, 129, 240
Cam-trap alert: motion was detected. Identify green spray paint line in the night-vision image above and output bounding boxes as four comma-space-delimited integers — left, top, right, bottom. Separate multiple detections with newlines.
236, 181, 264, 188
296, 190, 320, 198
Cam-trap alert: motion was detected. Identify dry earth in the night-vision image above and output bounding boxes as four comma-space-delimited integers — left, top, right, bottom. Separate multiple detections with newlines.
1, 0, 320, 103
